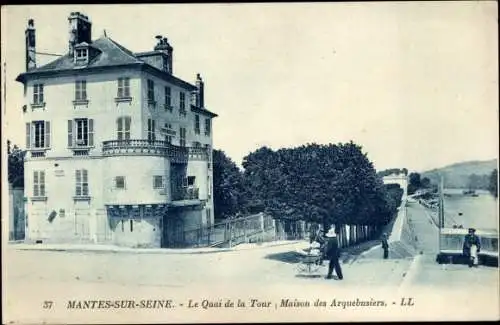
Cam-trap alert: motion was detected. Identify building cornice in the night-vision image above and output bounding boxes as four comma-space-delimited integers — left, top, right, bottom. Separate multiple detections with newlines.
16, 62, 197, 91
190, 105, 218, 118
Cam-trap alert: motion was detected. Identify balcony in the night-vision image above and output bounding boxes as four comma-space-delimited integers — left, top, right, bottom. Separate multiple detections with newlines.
171, 187, 203, 207
102, 139, 209, 163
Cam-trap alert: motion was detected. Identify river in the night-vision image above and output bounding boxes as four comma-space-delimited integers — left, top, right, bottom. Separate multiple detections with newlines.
442, 189, 498, 232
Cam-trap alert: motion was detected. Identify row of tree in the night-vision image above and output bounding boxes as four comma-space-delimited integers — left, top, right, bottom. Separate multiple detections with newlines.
214, 142, 404, 230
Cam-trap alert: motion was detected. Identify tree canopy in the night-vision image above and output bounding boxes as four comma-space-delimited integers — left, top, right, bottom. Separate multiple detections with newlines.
242, 142, 392, 228
7, 140, 25, 188
212, 149, 246, 220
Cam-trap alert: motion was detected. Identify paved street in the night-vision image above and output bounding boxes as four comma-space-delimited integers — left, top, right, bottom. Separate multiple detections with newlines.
3, 203, 499, 323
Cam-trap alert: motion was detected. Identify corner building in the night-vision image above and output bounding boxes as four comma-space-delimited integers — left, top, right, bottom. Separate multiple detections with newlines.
17, 12, 217, 247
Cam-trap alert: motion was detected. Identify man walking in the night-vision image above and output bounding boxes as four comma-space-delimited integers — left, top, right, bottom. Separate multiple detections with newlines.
381, 233, 389, 259
325, 226, 343, 280
463, 228, 481, 267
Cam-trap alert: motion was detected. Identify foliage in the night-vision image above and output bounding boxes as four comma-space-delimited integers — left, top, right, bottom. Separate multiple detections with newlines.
377, 168, 408, 177
407, 172, 421, 195
212, 149, 246, 220
242, 142, 392, 228
384, 183, 404, 213
489, 169, 498, 198
7, 140, 25, 188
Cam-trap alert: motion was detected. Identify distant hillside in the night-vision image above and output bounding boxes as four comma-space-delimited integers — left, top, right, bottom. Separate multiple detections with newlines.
421, 159, 498, 189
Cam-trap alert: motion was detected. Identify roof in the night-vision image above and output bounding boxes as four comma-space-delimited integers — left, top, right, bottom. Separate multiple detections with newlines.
16, 36, 196, 90
191, 105, 218, 118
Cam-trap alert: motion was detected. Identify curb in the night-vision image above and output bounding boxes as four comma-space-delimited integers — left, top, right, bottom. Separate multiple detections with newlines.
399, 254, 423, 289
11, 240, 304, 255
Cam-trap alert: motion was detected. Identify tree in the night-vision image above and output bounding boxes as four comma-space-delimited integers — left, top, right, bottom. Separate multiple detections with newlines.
421, 177, 431, 188
212, 149, 246, 220
407, 172, 421, 195
489, 169, 498, 198
242, 142, 392, 229
7, 140, 26, 188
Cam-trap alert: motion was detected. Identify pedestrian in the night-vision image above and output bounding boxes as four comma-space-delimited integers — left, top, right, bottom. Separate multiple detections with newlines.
462, 228, 481, 267
381, 233, 389, 259
325, 225, 343, 280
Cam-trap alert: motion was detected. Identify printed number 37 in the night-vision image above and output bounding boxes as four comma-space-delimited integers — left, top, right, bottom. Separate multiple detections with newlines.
43, 301, 53, 309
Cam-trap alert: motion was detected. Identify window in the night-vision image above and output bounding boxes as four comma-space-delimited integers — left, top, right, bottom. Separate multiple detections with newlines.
117, 117, 131, 141
164, 123, 173, 144
75, 80, 87, 101
194, 115, 200, 134
179, 92, 186, 116
179, 127, 186, 147
164, 86, 172, 110
33, 84, 44, 105
33, 171, 45, 197
76, 49, 88, 60
153, 175, 164, 189
165, 135, 172, 144
26, 121, 50, 149
207, 176, 212, 198
193, 141, 201, 148
117, 77, 130, 98
115, 176, 125, 189
130, 220, 134, 232
68, 119, 94, 147
75, 169, 89, 197
147, 79, 155, 102
206, 208, 211, 226
205, 118, 211, 136
147, 119, 156, 142
187, 176, 196, 187
121, 220, 125, 232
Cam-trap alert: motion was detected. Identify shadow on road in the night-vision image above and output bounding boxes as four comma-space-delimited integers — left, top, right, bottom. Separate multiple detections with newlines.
265, 251, 303, 264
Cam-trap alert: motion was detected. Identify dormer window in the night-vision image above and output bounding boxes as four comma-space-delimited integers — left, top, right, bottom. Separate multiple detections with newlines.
74, 43, 90, 65
76, 49, 87, 59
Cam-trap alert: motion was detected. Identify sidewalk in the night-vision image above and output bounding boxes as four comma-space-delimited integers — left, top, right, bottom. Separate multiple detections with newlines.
8, 239, 304, 255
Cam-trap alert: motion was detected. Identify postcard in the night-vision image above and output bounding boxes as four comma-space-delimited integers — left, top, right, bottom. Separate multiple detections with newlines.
2, 2, 499, 324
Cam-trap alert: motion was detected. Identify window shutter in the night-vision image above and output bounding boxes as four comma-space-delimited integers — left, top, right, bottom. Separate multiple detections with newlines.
45, 121, 51, 148
82, 80, 87, 99
82, 169, 88, 196
88, 119, 94, 146
76, 170, 81, 196
125, 117, 131, 140
40, 171, 45, 196
26, 123, 31, 149
117, 118, 123, 140
68, 120, 73, 147
33, 171, 39, 197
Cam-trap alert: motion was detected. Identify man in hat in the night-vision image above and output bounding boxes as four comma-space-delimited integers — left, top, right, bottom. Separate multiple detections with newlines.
325, 225, 343, 280
463, 228, 481, 267
381, 233, 389, 259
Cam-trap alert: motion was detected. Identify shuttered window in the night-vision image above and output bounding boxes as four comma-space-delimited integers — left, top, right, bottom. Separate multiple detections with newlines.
147, 119, 155, 142
33, 170, 45, 197
75, 169, 89, 196
68, 119, 94, 147
33, 84, 44, 104
75, 80, 87, 100
117, 117, 131, 141
117, 77, 130, 98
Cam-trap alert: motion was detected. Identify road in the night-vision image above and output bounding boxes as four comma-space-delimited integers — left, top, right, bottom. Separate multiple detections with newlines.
3, 202, 499, 323
404, 201, 498, 289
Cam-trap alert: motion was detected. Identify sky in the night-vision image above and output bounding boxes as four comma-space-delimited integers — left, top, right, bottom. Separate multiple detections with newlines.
1, 2, 498, 173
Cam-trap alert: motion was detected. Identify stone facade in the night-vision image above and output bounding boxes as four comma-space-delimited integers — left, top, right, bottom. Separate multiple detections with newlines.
17, 12, 217, 247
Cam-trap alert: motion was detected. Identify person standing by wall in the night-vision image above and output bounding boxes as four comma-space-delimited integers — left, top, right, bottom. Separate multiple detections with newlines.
463, 228, 481, 267
325, 225, 343, 280
381, 233, 389, 259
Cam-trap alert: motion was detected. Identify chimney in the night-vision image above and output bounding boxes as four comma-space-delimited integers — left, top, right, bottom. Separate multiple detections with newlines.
25, 19, 36, 71
154, 35, 173, 74
195, 73, 204, 108
68, 12, 92, 56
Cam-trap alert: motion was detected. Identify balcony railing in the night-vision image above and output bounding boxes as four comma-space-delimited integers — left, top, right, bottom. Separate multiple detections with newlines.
172, 187, 200, 202
102, 139, 209, 163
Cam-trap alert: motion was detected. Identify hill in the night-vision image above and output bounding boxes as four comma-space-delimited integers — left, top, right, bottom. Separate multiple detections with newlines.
421, 159, 498, 189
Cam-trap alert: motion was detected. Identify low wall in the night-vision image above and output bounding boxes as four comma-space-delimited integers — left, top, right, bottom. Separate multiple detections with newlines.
388, 195, 417, 258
